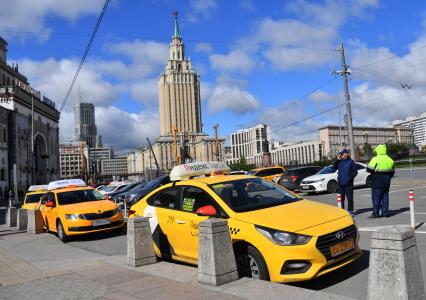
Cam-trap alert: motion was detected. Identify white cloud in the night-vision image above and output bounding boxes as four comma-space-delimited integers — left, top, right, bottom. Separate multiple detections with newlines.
0, 0, 104, 41
95, 106, 160, 151
17, 58, 119, 111
195, 42, 213, 54
190, 0, 217, 14
209, 50, 256, 73
105, 39, 169, 79
246, 0, 379, 71
130, 79, 158, 104
59, 106, 160, 152
207, 84, 259, 114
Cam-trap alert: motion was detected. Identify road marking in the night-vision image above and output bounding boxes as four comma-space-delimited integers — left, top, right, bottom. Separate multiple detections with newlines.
403, 212, 426, 215
358, 225, 426, 234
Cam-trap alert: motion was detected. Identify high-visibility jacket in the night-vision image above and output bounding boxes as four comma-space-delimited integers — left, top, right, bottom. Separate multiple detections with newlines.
367, 144, 395, 189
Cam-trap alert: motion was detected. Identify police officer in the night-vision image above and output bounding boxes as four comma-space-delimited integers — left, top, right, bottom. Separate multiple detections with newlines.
332, 149, 358, 217
367, 144, 395, 218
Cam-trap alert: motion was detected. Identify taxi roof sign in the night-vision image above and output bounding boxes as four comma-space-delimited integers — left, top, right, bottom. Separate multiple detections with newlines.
170, 161, 230, 181
47, 179, 86, 191
28, 185, 48, 192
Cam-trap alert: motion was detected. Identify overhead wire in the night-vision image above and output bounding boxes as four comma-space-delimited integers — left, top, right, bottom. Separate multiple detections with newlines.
59, 0, 110, 112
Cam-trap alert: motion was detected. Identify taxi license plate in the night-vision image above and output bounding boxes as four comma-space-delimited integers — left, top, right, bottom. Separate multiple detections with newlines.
330, 239, 354, 257
93, 219, 111, 227
302, 186, 310, 190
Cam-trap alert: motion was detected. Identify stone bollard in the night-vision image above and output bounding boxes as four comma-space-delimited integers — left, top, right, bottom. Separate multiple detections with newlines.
127, 216, 156, 267
198, 218, 239, 286
17, 209, 28, 231
0, 207, 6, 224
368, 225, 426, 300
27, 210, 44, 234
6, 207, 17, 227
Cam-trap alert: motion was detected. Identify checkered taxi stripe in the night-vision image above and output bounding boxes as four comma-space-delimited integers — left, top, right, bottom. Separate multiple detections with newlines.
229, 227, 240, 235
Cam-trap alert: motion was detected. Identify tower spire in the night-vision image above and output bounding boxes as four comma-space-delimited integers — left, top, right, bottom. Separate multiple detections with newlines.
173, 10, 181, 39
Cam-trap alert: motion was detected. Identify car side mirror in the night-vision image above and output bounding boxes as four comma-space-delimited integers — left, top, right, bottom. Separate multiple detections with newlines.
195, 205, 217, 217
46, 201, 54, 208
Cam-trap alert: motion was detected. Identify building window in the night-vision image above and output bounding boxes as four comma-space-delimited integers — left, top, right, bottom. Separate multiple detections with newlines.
0, 169, 5, 181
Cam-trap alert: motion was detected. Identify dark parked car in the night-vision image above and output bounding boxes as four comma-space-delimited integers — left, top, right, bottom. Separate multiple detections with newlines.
279, 166, 322, 191
122, 175, 171, 209
109, 181, 146, 203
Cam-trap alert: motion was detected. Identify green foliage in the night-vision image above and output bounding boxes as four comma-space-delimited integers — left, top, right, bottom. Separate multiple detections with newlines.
385, 142, 410, 160
360, 143, 373, 160
229, 157, 255, 171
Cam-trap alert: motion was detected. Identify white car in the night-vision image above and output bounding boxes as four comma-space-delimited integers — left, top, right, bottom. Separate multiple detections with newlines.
300, 162, 371, 194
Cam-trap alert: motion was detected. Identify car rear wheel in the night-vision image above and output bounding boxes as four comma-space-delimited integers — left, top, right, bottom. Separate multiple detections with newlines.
56, 220, 68, 243
327, 180, 338, 194
236, 245, 269, 280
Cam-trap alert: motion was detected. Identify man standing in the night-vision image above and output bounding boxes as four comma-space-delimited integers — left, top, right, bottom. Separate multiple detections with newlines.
332, 149, 358, 217
367, 144, 395, 218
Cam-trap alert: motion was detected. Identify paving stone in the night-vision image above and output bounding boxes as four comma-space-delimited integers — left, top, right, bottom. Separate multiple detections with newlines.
95, 290, 142, 300
91, 269, 146, 285
112, 275, 171, 294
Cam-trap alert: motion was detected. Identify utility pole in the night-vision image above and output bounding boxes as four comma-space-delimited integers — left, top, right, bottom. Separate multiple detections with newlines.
213, 123, 219, 161
334, 42, 355, 156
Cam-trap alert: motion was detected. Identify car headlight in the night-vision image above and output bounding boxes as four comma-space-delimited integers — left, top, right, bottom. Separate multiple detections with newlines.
65, 214, 79, 220
255, 225, 311, 246
129, 194, 137, 200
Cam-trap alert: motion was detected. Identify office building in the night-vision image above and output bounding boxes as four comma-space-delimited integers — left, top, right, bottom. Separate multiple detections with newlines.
59, 143, 89, 179
271, 140, 324, 166
319, 125, 414, 158
74, 102, 102, 148
0, 36, 60, 202
393, 113, 426, 149
229, 124, 270, 167
101, 156, 128, 176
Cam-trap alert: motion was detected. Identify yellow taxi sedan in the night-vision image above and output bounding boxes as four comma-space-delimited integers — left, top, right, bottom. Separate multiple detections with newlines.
248, 166, 285, 182
22, 185, 48, 210
39, 179, 124, 242
130, 162, 361, 283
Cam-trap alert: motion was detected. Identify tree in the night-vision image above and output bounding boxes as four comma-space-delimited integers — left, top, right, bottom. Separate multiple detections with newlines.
386, 142, 409, 160
229, 157, 254, 171
360, 143, 373, 161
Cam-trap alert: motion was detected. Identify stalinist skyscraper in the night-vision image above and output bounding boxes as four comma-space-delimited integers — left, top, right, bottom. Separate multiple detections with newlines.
140, 11, 224, 173
159, 11, 202, 135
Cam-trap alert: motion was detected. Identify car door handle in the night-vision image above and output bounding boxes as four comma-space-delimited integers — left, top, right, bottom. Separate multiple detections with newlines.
176, 220, 186, 224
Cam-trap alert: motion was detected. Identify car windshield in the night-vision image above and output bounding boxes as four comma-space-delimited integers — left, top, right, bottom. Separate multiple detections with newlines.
317, 166, 335, 174
130, 182, 147, 191
144, 177, 164, 189
101, 186, 118, 192
56, 189, 105, 205
210, 178, 301, 212
25, 193, 44, 204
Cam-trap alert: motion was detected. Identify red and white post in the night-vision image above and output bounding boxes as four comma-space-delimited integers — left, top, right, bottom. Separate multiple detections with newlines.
409, 190, 415, 229
337, 194, 342, 209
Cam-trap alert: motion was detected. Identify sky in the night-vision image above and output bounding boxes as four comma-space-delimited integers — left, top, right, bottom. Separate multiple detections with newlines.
1, 0, 426, 152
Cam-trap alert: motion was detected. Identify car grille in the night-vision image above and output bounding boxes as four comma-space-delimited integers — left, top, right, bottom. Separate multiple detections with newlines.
316, 225, 357, 261
81, 210, 115, 220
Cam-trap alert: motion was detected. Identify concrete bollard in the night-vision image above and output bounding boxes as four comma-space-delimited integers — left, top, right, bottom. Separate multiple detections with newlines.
127, 216, 156, 267
17, 208, 28, 231
27, 210, 44, 234
198, 218, 239, 286
6, 207, 17, 227
0, 207, 6, 224
368, 225, 426, 300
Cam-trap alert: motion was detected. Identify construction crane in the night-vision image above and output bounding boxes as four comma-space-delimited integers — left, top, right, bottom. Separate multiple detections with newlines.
147, 138, 161, 177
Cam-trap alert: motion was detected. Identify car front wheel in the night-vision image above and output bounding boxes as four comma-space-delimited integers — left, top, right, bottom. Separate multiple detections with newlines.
236, 245, 269, 281
56, 220, 69, 243
327, 180, 338, 194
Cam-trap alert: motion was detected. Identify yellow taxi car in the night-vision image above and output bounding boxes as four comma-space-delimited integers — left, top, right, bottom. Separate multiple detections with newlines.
39, 179, 124, 242
22, 185, 48, 210
130, 162, 361, 283
248, 166, 285, 182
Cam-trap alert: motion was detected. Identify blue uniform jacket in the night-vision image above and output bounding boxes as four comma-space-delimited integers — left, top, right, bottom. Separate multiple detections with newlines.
332, 158, 358, 187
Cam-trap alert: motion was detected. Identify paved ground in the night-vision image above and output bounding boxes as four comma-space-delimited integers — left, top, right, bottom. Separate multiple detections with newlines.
0, 228, 352, 300
1, 169, 425, 299
63, 175, 426, 300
